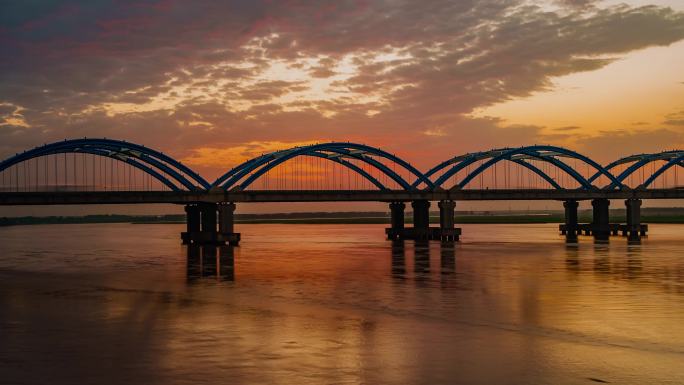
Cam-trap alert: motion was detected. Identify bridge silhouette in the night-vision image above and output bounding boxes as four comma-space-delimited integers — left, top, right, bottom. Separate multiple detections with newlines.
1, 138, 682, 244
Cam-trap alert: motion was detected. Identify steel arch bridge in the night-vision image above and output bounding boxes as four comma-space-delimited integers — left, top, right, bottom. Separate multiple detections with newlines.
210, 142, 434, 191
589, 150, 684, 190
0, 139, 210, 192
0, 138, 682, 193
422, 145, 623, 190
2, 138, 683, 247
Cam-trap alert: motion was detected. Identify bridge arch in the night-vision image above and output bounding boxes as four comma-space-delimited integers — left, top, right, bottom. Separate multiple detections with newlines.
593, 150, 684, 189
0, 138, 209, 191
424, 145, 621, 190
212, 142, 434, 191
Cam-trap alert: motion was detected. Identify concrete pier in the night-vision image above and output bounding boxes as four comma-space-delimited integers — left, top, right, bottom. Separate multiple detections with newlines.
385, 200, 461, 241
185, 204, 201, 233
218, 202, 241, 245
386, 200, 428, 240
439, 200, 455, 230
625, 198, 642, 243
412, 200, 431, 231
200, 202, 216, 234
592, 198, 610, 242
563, 200, 579, 243
386, 202, 406, 240
182, 202, 240, 245
438, 200, 459, 241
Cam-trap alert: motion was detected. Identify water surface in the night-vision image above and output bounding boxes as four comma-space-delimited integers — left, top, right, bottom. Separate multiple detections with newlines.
1, 223, 683, 384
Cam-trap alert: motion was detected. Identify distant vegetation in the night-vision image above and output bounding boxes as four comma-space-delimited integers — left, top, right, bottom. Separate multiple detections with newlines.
2, 208, 684, 226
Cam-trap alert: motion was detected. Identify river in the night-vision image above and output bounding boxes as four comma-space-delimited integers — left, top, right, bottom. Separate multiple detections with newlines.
0, 223, 683, 384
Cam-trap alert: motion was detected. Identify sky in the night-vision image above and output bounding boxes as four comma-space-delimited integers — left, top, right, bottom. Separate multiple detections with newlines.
0, 0, 683, 214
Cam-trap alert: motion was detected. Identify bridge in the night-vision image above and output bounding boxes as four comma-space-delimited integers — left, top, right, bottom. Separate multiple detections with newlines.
1, 139, 682, 244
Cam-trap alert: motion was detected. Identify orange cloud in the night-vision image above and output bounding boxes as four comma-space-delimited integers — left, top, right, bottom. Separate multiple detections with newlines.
181, 140, 323, 168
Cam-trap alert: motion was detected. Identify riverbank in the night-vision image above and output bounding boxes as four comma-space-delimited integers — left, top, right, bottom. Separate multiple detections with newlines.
2, 208, 684, 226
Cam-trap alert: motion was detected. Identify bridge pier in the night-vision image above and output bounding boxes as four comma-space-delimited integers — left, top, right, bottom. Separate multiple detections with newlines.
218, 202, 241, 245
185, 204, 201, 234
563, 200, 579, 243
438, 200, 460, 241
592, 199, 611, 242
625, 198, 642, 243
200, 202, 217, 235
412, 200, 431, 232
385, 200, 460, 241
181, 202, 240, 245
439, 200, 455, 230
386, 200, 430, 240
386, 202, 406, 240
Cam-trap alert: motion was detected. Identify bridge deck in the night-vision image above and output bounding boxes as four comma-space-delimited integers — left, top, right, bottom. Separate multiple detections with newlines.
0, 189, 682, 205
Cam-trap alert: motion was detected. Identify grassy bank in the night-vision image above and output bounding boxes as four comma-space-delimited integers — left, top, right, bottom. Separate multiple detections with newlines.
2, 209, 684, 226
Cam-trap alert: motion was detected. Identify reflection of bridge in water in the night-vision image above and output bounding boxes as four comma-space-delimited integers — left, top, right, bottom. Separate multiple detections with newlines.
391, 240, 456, 279
185, 240, 457, 283
1, 139, 683, 244
186, 245, 235, 282
186, 239, 669, 288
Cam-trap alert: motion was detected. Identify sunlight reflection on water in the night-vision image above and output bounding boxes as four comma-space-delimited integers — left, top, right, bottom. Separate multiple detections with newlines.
0, 223, 683, 384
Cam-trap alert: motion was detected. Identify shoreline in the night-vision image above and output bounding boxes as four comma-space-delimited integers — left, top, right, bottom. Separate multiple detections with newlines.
2, 210, 684, 226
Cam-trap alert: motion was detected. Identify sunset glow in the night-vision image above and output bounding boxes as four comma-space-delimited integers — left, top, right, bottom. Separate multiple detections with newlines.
0, 0, 682, 189
3, 4, 684, 384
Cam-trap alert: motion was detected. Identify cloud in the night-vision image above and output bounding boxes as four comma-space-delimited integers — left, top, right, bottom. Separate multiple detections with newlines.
554, 0, 597, 9
575, 128, 684, 162
554, 126, 581, 131
181, 140, 321, 168
0, 0, 683, 172
663, 110, 684, 126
